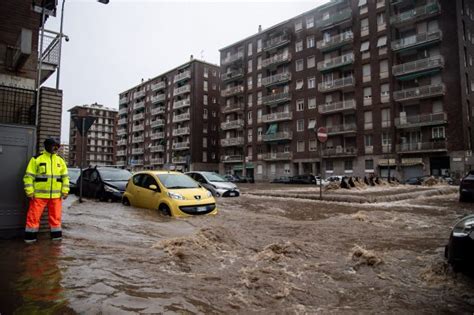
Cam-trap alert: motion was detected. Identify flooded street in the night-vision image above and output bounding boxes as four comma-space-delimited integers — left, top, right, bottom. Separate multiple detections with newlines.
2, 184, 474, 313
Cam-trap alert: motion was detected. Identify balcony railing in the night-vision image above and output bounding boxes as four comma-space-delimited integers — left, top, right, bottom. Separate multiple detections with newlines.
263, 131, 292, 142
133, 159, 144, 166
221, 52, 244, 65
173, 70, 191, 83
172, 127, 190, 136
118, 118, 127, 125
264, 34, 291, 51
117, 129, 127, 136
151, 119, 165, 128
151, 158, 164, 164
221, 119, 244, 130
393, 83, 445, 102
151, 81, 166, 91
133, 90, 145, 99
392, 55, 444, 77
173, 112, 190, 123
318, 99, 356, 114
318, 76, 354, 92
326, 123, 357, 135
132, 148, 144, 155
151, 107, 165, 116
173, 98, 191, 109
117, 139, 127, 146
397, 141, 447, 153
221, 155, 244, 163
262, 92, 291, 105
317, 53, 354, 72
322, 147, 357, 157
118, 107, 128, 115
262, 53, 291, 68
116, 160, 126, 166
150, 145, 165, 153
394, 112, 447, 128
119, 97, 128, 105
221, 69, 244, 81
132, 124, 144, 132
390, 1, 440, 26
262, 152, 293, 161
132, 136, 144, 144
150, 132, 165, 140
173, 84, 191, 96
391, 30, 442, 52
172, 142, 190, 150
221, 137, 244, 147
151, 94, 166, 104
132, 112, 145, 121
317, 31, 353, 51
261, 111, 293, 123
172, 156, 188, 164
133, 101, 145, 110
222, 103, 244, 114
315, 7, 352, 29
221, 85, 244, 97
262, 72, 291, 87
116, 150, 126, 156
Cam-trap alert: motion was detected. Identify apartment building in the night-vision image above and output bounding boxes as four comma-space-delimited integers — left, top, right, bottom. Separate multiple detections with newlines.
219, 0, 474, 181
116, 58, 220, 172
58, 143, 69, 165
69, 103, 117, 167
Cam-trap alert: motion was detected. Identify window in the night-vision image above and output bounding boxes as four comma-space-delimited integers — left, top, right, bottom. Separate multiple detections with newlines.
203, 81, 208, 91
297, 140, 305, 152
204, 67, 209, 78
295, 40, 303, 52
432, 100, 443, 113
365, 159, 374, 171
203, 94, 208, 105
257, 39, 262, 52
295, 20, 303, 32
248, 42, 253, 56
361, 41, 370, 52
308, 77, 316, 89
306, 16, 314, 28
297, 99, 304, 111
296, 79, 304, 90
257, 56, 262, 70
307, 56, 315, 68
247, 111, 252, 124
308, 97, 317, 109
381, 108, 391, 127
248, 94, 253, 107
377, 12, 386, 31
380, 60, 389, 79
364, 134, 372, 146
307, 36, 315, 48
361, 18, 369, 36
257, 91, 262, 105
432, 126, 445, 139
212, 83, 217, 90
382, 132, 391, 146
248, 129, 253, 142
203, 108, 208, 119
202, 152, 207, 162
381, 83, 390, 102
364, 111, 373, 130
257, 73, 262, 88
296, 59, 304, 71
364, 86, 372, 106
248, 59, 253, 73
326, 160, 333, 171
297, 119, 305, 131
257, 164, 263, 175
344, 160, 353, 172
363, 64, 371, 82
309, 139, 317, 151
308, 119, 316, 130
248, 76, 253, 89
203, 137, 207, 148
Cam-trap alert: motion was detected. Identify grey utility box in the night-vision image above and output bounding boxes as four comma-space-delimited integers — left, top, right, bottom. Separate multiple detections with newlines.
0, 124, 36, 238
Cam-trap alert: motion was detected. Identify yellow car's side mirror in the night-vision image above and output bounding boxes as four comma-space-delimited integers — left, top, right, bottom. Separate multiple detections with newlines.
149, 184, 158, 191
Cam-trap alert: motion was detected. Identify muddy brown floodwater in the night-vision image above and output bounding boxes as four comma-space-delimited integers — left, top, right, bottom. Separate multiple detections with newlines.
1, 184, 474, 314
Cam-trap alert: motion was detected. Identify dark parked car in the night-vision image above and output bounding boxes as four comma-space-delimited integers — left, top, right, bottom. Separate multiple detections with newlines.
223, 174, 252, 183
68, 167, 80, 194
75, 167, 132, 201
289, 174, 316, 184
404, 176, 424, 185
445, 214, 474, 271
271, 176, 291, 184
460, 171, 474, 202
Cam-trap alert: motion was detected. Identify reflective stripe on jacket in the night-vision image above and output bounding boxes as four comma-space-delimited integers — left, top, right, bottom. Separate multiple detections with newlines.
23, 151, 69, 198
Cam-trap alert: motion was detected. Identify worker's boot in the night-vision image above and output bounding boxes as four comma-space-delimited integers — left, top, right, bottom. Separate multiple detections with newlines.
24, 231, 37, 243
50, 230, 62, 241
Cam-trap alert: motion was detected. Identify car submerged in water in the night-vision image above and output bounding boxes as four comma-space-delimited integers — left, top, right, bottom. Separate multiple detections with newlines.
445, 214, 474, 271
75, 167, 132, 201
186, 171, 240, 197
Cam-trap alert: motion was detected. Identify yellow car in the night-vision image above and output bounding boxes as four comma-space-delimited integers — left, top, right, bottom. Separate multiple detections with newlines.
122, 170, 217, 217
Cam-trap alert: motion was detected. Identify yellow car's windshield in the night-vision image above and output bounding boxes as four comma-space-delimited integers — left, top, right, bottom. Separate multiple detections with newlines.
157, 173, 200, 189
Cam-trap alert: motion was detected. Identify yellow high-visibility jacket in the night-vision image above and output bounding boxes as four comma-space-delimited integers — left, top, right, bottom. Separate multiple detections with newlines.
23, 151, 69, 199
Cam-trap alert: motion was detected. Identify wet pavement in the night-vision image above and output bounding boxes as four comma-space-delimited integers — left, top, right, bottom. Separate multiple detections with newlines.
1, 184, 474, 314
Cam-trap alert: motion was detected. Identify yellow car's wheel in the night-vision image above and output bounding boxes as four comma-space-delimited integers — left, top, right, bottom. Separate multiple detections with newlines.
122, 197, 130, 206
158, 203, 171, 216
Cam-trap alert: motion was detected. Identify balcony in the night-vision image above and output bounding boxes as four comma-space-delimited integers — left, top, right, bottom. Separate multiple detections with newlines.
221, 119, 244, 130
263, 131, 292, 142
262, 52, 292, 68
172, 142, 190, 150
221, 69, 244, 82
133, 90, 145, 99
151, 106, 165, 116
221, 52, 244, 65
318, 99, 356, 114
326, 123, 357, 135
319, 0, 345, 9
395, 112, 447, 128
150, 132, 165, 140
382, 145, 392, 154
151, 158, 164, 164
118, 118, 127, 125
151, 119, 165, 128
173, 112, 190, 123
151, 81, 166, 91
221, 155, 244, 163
222, 102, 244, 114
317, 53, 354, 72
150, 145, 165, 153
117, 129, 127, 136
392, 55, 444, 79
172, 156, 188, 164
116, 150, 126, 156
262, 152, 293, 161
262, 92, 291, 106
261, 111, 293, 123
172, 127, 190, 136
391, 30, 442, 52
316, 7, 352, 29
173, 98, 191, 110
117, 139, 127, 146
221, 137, 244, 147
322, 147, 357, 157
116, 160, 126, 166
390, 2, 440, 26
133, 101, 145, 111
317, 31, 353, 52
262, 72, 291, 87
318, 76, 354, 92
151, 94, 166, 104
173, 70, 191, 83
118, 107, 128, 115
221, 85, 244, 97
132, 136, 144, 144
132, 124, 145, 132
132, 148, 144, 155
133, 160, 144, 166
397, 141, 447, 153
393, 83, 445, 102
119, 97, 128, 105
263, 34, 290, 51
132, 112, 145, 121
173, 84, 191, 96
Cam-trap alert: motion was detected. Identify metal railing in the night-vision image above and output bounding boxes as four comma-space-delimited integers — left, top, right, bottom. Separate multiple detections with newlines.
118, 118, 127, 125
117, 129, 127, 136
315, 7, 352, 29
116, 150, 126, 156
132, 136, 144, 144
132, 148, 144, 155
117, 139, 127, 146
151, 158, 164, 164
222, 103, 244, 113
221, 155, 244, 163
150, 132, 165, 140
151, 119, 165, 128
133, 101, 145, 110
151, 81, 166, 91
264, 34, 290, 51
173, 70, 191, 83
317, 52, 354, 71
172, 142, 190, 150
173, 98, 191, 109
397, 141, 447, 152
262, 53, 291, 68
150, 145, 165, 153
262, 92, 291, 105
394, 112, 447, 128
318, 99, 356, 114
261, 111, 292, 123
221, 137, 244, 147
392, 55, 444, 77
221, 51, 244, 65
118, 107, 128, 115
119, 97, 128, 105
393, 83, 445, 101
151, 94, 166, 104
172, 127, 190, 136
326, 123, 357, 134
221, 119, 244, 130
132, 124, 144, 132
134, 90, 145, 99
390, 1, 440, 25
318, 76, 354, 92
221, 69, 244, 81
317, 31, 353, 51
262, 152, 293, 161
132, 113, 145, 121
151, 107, 165, 116
262, 72, 291, 86
391, 30, 442, 51
221, 85, 244, 97
322, 147, 357, 156
263, 131, 292, 142
172, 156, 188, 164
173, 112, 190, 122
173, 84, 191, 96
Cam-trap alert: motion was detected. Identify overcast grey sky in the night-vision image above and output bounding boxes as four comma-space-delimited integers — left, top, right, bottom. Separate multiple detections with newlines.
43, 0, 329, 143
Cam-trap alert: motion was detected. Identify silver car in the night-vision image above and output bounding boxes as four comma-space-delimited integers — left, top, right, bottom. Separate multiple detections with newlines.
186, 171, 240, 197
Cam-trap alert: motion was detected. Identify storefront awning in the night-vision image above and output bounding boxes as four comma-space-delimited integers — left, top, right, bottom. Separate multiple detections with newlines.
378, 158, 396, 166
401, 158, 423, 166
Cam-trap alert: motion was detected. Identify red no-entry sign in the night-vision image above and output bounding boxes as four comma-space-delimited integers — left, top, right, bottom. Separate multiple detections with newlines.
317, 127, 328, 143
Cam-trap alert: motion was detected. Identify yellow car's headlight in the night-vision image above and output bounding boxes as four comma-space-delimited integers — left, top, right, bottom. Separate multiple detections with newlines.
206, 190, 212, 198
168, 191, 185, 200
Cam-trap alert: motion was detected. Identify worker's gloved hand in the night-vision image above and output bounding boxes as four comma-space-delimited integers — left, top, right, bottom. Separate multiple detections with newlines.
62, 194, 68, 200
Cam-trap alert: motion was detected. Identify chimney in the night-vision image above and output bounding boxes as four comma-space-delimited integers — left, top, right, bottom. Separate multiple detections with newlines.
190, 54, 194, 60
258, 25, 262, 33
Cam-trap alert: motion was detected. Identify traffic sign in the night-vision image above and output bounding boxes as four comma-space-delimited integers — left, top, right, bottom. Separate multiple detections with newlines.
317, 127, 328, 143
73, 116, 96, 136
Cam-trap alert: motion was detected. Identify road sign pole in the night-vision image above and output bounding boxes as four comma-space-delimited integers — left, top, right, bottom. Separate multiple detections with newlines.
79, 117, 85, 203
316, 127, 328, 201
